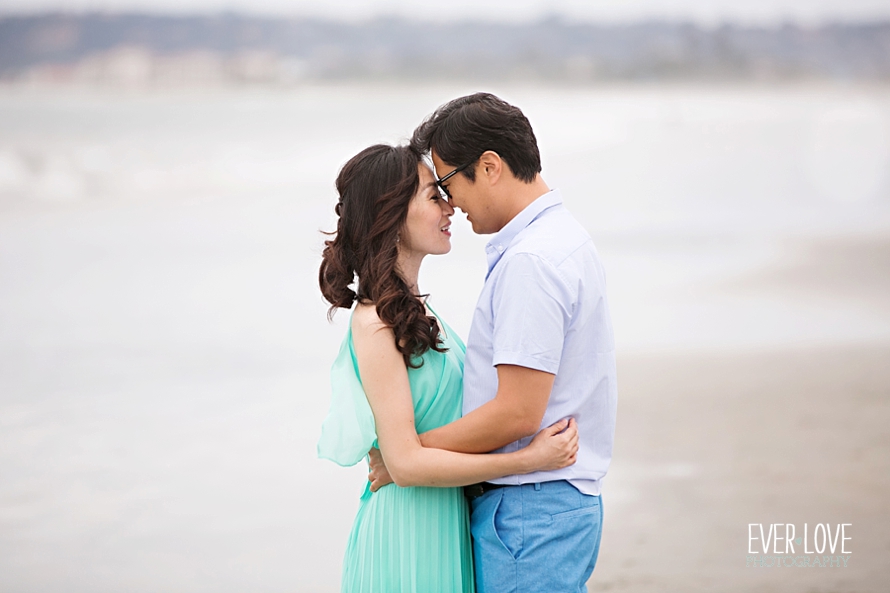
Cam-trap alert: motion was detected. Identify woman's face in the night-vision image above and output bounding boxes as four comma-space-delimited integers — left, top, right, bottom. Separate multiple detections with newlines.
400, 164, 455, 257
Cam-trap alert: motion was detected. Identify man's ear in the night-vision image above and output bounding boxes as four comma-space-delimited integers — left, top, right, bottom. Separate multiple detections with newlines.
478, 150, 503, 185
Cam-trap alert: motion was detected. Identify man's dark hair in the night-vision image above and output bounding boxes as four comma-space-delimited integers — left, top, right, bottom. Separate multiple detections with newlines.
411, 92, 541, 183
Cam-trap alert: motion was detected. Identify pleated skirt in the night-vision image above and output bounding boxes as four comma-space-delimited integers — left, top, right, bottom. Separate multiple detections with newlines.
341, 484, 475, 593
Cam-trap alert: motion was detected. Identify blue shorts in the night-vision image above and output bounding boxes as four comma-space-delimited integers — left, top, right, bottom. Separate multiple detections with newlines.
469, 480, 603, 593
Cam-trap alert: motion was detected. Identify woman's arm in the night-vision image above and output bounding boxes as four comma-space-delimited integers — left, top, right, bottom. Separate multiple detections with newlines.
352, 304, 577, 489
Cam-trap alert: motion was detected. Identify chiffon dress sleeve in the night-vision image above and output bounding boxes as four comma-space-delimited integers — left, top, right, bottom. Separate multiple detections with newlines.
317, 322, 377, 467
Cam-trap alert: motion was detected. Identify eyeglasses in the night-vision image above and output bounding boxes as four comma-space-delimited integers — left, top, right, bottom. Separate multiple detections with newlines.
435, 158, 478, 201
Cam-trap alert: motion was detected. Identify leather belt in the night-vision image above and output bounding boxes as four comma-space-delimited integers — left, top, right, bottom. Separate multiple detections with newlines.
464, 482, 507, 500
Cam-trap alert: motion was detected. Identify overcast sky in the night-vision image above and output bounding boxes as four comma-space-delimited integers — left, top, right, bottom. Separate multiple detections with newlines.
2, 0, 890, 25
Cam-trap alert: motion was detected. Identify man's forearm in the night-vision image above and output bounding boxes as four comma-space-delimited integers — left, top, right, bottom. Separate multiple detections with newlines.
419, 397, 538, 453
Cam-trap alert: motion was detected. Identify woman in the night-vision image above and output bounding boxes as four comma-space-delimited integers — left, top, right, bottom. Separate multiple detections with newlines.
317, 144, 578, 593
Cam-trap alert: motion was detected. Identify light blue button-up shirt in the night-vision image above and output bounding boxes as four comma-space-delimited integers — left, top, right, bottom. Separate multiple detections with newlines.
462, 189, 617, 495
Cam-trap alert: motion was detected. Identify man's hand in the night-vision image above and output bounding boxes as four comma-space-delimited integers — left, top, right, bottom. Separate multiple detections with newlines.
368, 447, 394, 492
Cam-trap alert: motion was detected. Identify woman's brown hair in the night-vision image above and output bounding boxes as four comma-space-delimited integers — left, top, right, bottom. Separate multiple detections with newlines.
319, 144, 446, 367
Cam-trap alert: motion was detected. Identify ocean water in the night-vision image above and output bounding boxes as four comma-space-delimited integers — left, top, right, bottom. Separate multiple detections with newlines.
1, 84, 889, 591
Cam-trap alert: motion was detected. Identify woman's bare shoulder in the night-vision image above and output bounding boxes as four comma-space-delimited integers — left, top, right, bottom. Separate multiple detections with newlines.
351, 303, 402, 371
351, 302, 391, 339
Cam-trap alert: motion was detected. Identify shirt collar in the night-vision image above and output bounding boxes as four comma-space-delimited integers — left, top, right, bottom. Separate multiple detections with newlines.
485, 189, 563, 276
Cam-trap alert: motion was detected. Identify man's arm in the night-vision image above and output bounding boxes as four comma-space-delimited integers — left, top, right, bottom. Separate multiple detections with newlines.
419, 364, 555, 453
369, 364, 557, 490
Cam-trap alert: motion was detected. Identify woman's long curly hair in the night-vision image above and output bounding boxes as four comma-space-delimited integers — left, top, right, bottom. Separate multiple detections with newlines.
319, 144, 446, 367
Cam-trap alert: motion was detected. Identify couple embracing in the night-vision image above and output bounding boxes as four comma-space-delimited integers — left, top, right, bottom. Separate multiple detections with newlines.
318, 93, 617, 593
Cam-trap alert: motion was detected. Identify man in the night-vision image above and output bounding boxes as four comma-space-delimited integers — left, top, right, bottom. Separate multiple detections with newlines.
371, 92, 617, 592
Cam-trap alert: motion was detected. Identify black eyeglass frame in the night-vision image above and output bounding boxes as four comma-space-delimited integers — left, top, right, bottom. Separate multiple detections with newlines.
435, 157, 479, 201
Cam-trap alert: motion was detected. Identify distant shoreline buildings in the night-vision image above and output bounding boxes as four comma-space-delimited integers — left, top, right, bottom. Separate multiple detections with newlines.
1, 13, 888, 87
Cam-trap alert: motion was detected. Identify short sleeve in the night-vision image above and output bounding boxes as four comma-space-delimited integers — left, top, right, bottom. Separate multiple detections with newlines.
491, 252, 572, 374
317, 330, 377, 467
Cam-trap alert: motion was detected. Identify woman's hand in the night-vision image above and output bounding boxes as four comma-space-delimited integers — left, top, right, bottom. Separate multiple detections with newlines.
524, 418, 578, 472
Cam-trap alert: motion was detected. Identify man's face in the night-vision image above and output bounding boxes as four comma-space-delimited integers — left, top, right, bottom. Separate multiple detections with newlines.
432, 150, 495, 235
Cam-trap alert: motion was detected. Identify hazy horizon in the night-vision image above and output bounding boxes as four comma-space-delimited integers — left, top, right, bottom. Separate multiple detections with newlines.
2, 0, 890, 27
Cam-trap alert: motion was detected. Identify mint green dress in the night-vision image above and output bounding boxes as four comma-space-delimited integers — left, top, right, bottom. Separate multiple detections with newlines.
317, 310, 474, 593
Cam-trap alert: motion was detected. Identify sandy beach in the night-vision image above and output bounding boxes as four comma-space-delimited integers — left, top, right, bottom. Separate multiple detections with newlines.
596, 345, 890, 592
